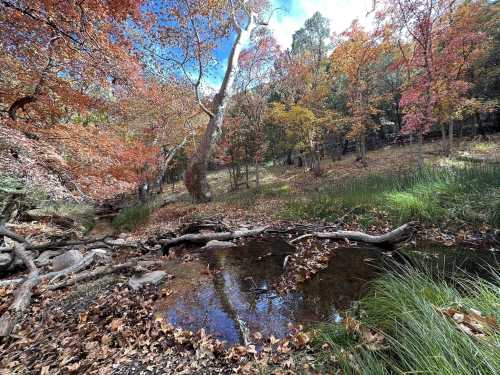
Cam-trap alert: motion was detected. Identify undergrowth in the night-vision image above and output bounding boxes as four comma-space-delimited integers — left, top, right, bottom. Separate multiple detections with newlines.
281, 163, 500, 228
112, 195, 168, 231
112, 204, 152, 231
309, 261, 500, 374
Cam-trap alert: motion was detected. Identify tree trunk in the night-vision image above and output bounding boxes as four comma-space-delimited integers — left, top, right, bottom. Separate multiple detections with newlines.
473, 111, 481, 138
8, 96, 36, 121
441, 124, 449, 155
457, 122, 463, 147
155, 137, 187, 193
184, 15, 255, 203
312, 151, 322, 176
296, 153, 303, 168
448, 120, 454, 155
360, 135, 367, 167
245, 160, 249, 189
255, 160, 260, 190
8, 36, 60, 121
356, 136, 367, 167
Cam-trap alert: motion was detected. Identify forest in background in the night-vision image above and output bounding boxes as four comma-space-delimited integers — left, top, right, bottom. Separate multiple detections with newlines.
1, 1, 499, 374
1, 0, 498, 203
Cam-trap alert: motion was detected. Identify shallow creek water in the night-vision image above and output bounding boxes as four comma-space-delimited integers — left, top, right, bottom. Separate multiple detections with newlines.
156, 237, 384, 345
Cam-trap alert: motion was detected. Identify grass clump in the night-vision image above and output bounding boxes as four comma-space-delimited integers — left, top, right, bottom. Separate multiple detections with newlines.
281, 163, 500, 228
112, 203, 152, 231
311, 262, 500, 374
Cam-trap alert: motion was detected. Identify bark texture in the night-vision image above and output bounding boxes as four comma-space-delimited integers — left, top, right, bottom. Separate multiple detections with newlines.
159, 226, 268, 250
184, 8, 256, 202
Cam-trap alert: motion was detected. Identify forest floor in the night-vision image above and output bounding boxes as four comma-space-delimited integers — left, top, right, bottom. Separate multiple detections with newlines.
1, 135, 499, 374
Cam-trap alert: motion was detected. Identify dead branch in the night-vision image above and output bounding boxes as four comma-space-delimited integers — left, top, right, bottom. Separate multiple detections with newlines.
0, 225, 28, 244
158, 226, 269, 250
47, 259, 165, 290
0, 250, 97, 336
45, 251, 98, 285
290, 222, 418, 247
0, 235, 122, 254
0, 278, 24, 287
0, 244, 38, 336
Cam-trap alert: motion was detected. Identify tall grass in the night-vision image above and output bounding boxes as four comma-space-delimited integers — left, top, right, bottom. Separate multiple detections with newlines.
311, 262, 500, 374
112, 203, 152, 231
282, 164, 500, 227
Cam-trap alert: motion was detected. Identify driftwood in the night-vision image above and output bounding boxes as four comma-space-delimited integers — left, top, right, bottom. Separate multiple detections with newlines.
159, 226, 269, 249
47, 259, 165, 290
290, 222, 417, 247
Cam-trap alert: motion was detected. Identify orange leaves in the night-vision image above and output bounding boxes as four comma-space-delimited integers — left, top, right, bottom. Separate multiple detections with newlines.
0, 0, 145, 122
9, 120, 158, 199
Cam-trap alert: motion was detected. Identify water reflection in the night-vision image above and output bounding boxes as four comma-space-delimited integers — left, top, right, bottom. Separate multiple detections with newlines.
161, 237, 382, 344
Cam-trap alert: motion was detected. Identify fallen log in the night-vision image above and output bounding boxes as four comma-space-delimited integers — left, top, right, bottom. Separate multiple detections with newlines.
159, 226, 269, 250
290, 222, 417, 247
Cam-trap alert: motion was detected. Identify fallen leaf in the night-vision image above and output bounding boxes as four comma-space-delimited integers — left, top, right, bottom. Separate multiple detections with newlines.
110, 318, 124, 332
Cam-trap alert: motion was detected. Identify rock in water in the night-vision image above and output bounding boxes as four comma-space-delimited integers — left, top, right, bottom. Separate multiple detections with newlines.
51, 250, 83, 271
128, 271, 167, 290
201, 240, 235, 250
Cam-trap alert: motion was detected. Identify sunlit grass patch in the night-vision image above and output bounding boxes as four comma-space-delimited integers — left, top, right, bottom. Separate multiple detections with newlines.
216, 183, 291, 208
281, 164, 500, 228
471, 141, 499, 153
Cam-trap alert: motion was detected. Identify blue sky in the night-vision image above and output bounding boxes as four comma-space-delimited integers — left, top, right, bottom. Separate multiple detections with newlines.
204, 0, 375, 90
269, 0, 375, 48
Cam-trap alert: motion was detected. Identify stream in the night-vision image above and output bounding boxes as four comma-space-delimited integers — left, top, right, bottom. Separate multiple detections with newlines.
90, 214, 498, 345
156, 237, 384, 345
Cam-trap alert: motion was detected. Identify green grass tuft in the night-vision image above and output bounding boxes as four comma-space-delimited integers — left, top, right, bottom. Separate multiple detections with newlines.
112, 204, 152, 231
216, 183, 291, 208
311, 262, 500, 374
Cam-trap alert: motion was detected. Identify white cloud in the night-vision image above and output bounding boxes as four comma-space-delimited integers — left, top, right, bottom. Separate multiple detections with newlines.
269, 0, 376, 49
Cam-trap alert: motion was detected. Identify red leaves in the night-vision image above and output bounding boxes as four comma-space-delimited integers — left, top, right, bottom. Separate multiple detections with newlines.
387, 0, 486, 134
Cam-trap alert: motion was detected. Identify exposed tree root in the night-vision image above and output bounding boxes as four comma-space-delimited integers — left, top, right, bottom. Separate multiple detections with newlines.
0, 220, 417, 337
158, 226, 269, 250
0, 244, 39, 336
290, 222, 418, 247
47, 259, 165, 290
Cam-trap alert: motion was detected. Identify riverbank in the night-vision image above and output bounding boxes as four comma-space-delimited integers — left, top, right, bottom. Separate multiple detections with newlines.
1, 136, 499, 374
